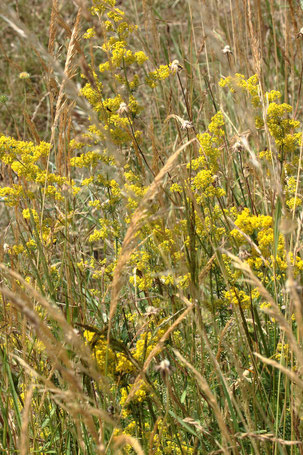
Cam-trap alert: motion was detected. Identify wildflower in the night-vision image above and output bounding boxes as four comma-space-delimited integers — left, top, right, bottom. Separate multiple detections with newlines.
286, 196, 302, 210
107, 7, 124, 22
22, 208, 39, 223
134, 51, 148, 65
19, 72, 30, 79
145, 64, 171, 87
170, 183, 182, 193
219, 73, 260, 107
83, 27, 95, 39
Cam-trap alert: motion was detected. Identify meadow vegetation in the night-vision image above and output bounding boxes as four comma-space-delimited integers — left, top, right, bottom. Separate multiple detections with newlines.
1, 0, 303, 453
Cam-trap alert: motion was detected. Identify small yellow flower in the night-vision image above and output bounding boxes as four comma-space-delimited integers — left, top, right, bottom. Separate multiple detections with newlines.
19, 72, 30, 79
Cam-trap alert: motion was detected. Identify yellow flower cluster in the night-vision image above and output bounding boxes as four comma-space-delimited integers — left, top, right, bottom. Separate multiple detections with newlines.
119, 379, 150, 410
79, 80, 103, 106
83, 331, 116, 375
145, 65, 171, 88
219, 73, 260, 107
275, 342, 290, 362
83, 27, 95, 39
230, 208, 280, 260
22, 208, 39, 224
191, 169, 225, 203
225, 287, 260, 309
195, 206, 225, 241
169, 182, 182, 193
220, 74, 302, 158
231, 208, 272, 240
152, 420, 194, 455
0, 135, 81, 208
0, 184, 27, 207
70, 150, 104, 168
266, 102, 301, 151
90, 0, 116, 15
195, 111, 225, 171
118, 417, 194, 455
89, 218, 120, 243
286, 196, 302, 210
0, 135, 50, 179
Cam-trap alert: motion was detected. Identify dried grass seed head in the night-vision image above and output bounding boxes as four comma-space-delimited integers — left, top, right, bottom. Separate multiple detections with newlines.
181, 120, 194, 130
297, 27, 303, 38
222, 45, 232, 55
144, 306, 159, 317
170, 59, 183, 73
117, 102, 129, 115
155, 359, 172, 378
